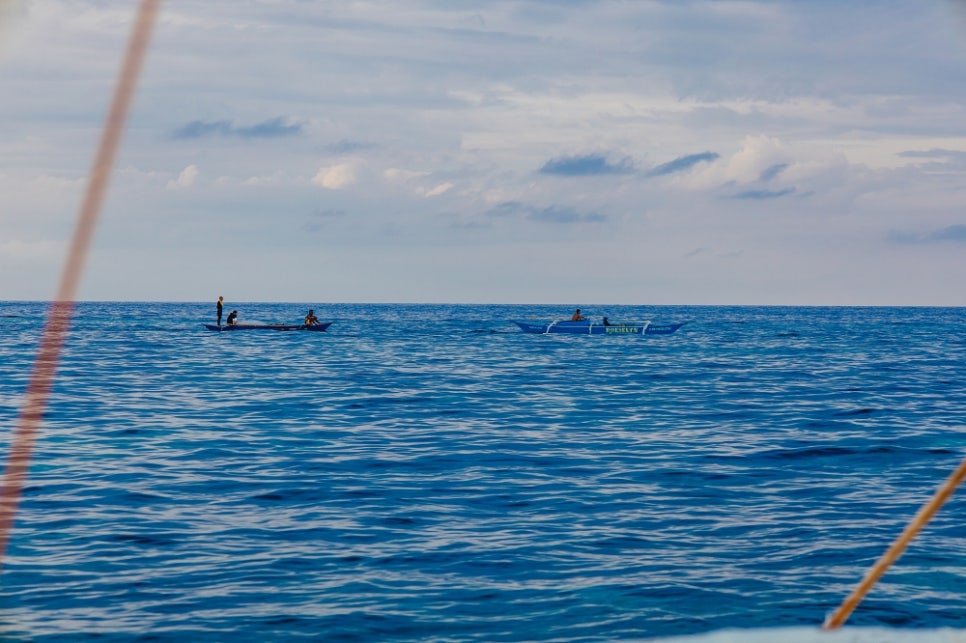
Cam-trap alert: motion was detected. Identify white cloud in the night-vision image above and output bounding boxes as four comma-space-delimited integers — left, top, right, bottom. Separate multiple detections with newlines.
422, 182, 453, 197
383, 168, 452, 197
681, 135, 791, 189
312, 162, 361, 190
167, 164, 199, 189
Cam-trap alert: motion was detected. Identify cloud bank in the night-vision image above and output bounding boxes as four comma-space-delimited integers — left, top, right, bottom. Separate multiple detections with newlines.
0, 1, 963, 304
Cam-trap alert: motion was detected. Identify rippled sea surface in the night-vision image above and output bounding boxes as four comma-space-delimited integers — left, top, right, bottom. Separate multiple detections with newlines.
0, 302, 964, 642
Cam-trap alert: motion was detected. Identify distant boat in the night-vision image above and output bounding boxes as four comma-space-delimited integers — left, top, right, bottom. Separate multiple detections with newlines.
204, 322, 332, 332
513, 320, 685, 335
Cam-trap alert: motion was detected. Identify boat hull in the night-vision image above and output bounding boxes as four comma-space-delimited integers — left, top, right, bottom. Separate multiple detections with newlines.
204, 322, 332, 332
513, 320, 684, 335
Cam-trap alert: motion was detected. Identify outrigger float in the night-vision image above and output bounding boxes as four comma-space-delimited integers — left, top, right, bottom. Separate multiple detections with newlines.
513, 320, 685, 335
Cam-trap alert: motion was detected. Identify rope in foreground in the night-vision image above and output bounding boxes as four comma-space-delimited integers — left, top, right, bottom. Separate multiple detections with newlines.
823, 455, 966, 629
0, 0, 161, 571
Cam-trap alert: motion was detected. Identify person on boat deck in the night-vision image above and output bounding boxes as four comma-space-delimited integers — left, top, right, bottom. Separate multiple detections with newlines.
226, 310, 238, 326
304, 309, 321, 326
602, 317, 612, 326
216, 296, 224, 326
571, 308, 586, 321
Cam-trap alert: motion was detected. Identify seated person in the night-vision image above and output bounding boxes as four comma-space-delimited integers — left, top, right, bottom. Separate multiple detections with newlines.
602, 317, 612, 326
304, 309, 320, 325
226, 310, 238, 326
571, 308, 586, 321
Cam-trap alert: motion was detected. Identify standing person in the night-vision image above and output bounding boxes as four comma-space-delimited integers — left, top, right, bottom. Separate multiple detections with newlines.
216, 296, 224, 326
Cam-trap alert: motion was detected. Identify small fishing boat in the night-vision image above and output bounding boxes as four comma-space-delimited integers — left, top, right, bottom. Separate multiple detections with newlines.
204, 322, 332, 332
513, 320, 685, 335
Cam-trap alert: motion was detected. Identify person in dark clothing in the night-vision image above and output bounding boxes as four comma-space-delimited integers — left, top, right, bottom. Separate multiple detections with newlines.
602, 317, 612, 326
226, 310, 238, 326
216, 296, 224, 326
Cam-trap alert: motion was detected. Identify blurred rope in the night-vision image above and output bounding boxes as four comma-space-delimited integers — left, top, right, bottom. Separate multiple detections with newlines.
823, 455, 966, 628
0, 0, 161, 571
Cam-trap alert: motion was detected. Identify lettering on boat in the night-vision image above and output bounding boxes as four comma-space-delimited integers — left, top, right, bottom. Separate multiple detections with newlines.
605, 326, 639, 334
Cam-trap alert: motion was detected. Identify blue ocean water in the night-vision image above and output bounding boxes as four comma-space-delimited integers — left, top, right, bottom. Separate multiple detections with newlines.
0, 302, 964, 642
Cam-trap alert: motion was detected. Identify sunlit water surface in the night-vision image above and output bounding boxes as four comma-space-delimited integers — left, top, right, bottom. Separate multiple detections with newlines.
0, 303, 964, 642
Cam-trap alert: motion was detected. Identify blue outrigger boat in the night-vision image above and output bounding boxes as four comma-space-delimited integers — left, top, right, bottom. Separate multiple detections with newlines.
204, 322, 332, 332
513, 320, 684, 335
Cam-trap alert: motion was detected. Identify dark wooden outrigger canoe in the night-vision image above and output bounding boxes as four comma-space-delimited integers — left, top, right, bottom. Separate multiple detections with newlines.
204, 322, 332, 332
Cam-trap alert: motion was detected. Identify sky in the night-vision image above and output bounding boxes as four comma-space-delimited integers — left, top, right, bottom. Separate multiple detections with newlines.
1, 0, 965, 305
